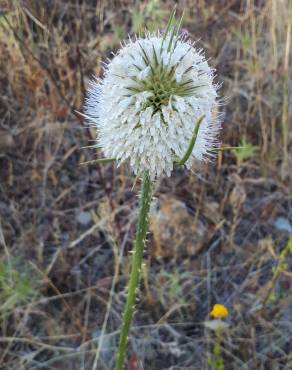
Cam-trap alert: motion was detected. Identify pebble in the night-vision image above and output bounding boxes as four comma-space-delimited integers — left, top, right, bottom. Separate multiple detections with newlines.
273, 217, 292, 234
76, 211, 92, 226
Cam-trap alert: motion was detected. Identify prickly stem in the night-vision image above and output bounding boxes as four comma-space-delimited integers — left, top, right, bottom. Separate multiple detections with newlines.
114, 171, 152, 370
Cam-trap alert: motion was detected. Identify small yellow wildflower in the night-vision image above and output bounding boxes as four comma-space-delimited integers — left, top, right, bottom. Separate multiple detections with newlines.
210, 304, 229, 318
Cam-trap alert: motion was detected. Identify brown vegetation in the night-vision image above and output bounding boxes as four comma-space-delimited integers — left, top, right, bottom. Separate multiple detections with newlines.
0, 1, 291, 369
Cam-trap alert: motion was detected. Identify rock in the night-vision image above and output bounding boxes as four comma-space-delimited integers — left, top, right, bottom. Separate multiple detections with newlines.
273, 217, 292, 234
149, 197, 208, 258
76, 211, 92, 226
0, 130, 14, 154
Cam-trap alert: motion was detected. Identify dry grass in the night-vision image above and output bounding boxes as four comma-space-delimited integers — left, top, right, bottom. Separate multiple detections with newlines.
0, 0, 291, 369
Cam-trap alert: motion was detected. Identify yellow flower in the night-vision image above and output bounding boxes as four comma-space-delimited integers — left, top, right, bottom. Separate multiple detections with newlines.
210, 304, 229, 318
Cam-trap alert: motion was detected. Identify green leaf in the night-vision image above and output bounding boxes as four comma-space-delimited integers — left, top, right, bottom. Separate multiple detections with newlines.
232, 137, 258, 162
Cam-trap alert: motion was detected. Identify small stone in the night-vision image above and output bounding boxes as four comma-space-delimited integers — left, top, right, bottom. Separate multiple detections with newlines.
0, 130, 14, 153
273, 217, 292, 234
76, 211, 92, 226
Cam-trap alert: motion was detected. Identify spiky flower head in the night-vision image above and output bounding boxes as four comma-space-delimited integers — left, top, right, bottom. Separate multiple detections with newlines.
85, 15, 220, 180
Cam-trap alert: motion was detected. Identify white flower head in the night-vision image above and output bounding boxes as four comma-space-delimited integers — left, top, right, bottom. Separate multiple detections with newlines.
85, 24, 221, 180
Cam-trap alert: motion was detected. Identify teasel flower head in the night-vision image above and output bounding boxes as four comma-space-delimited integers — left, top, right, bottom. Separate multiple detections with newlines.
85, 15, 221, 180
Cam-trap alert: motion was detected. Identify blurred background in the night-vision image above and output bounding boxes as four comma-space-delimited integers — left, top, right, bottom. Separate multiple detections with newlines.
0, 0, 291, 369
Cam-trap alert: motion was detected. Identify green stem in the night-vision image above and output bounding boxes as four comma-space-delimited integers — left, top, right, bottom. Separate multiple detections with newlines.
114, 171, 152, 370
